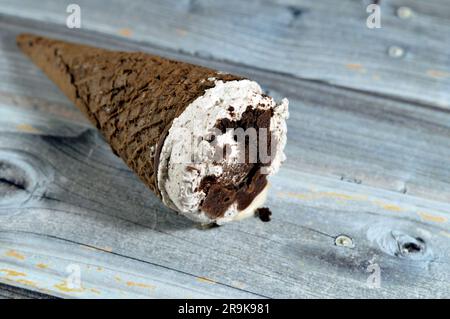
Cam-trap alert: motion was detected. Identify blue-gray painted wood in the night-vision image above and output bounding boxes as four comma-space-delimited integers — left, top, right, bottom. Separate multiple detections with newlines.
1, 0, 449, 109
0, 1, 449, 299
1, 13, 449, 203
0, 282, 56, 299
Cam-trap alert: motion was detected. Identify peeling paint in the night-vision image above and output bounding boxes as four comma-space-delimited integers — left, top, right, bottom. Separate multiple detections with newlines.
16, 279, 37, 287
418, 211, 448, 224
373, 201, 404, 212
278, 191, 366, 202
16, 123, 41, 134
36, 263, 49, 269
54, 281, 85, 293
90, 288, 101, 294
345, 63, 367, 73
118, 28, 133, 37
5, 250, 26, 260
175, 28, 188, 36
426, 69, 450, 79
372, 74, 381, 80
440, 231, 450, 239
0, 269, 27, 277
346, 63, 363, 70
82, 245, 113, 253
126, 281, 155, 290
278, 191, 410, 213
197, 276, 216, 284
231, 281, 246, 289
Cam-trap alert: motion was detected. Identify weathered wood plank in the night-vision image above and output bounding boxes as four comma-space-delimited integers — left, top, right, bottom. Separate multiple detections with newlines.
1, 129, 450, 298
0, 2, 450, 299
1, 0, 449, 109
0, 282, 55, 299
1, 14, 449, 203
0, 230, 258, 298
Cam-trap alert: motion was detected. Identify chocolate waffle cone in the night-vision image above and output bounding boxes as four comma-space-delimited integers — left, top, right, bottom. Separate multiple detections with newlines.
16, 34, 242, 197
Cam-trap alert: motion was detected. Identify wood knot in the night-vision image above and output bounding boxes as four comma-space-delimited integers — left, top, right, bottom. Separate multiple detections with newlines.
0, 161, 29, 195
0, 150, 51, 210
287, 6, 304, 19
287, 6, 308, 27
367, 224, 434, 261
396, 235, 426, 257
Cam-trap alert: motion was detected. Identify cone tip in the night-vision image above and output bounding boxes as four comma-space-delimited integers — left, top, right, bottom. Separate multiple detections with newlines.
16, 33, 44, 54
16, 33, 36, 51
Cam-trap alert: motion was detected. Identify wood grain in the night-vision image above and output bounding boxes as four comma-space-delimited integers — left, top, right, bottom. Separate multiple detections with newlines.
1, 14, 449, 203
1, 129, 450, 298
0, 1, 449, 298
0, 282, 55, 299
1, 0, 449, 109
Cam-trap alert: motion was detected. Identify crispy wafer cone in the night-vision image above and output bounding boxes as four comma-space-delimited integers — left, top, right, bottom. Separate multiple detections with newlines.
16, 34, 242, 197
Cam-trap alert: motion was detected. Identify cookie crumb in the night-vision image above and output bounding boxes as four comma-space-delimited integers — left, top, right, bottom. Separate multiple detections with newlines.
197, 222, 220, 230
228, 106, 235, 117
256, 207, 272, 222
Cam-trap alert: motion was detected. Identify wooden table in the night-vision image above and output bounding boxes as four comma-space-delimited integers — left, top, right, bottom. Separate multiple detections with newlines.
0, 0, 449, 298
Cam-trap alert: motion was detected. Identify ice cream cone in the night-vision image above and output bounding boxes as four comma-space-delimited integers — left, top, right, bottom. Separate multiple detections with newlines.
17, 34, 289, 225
